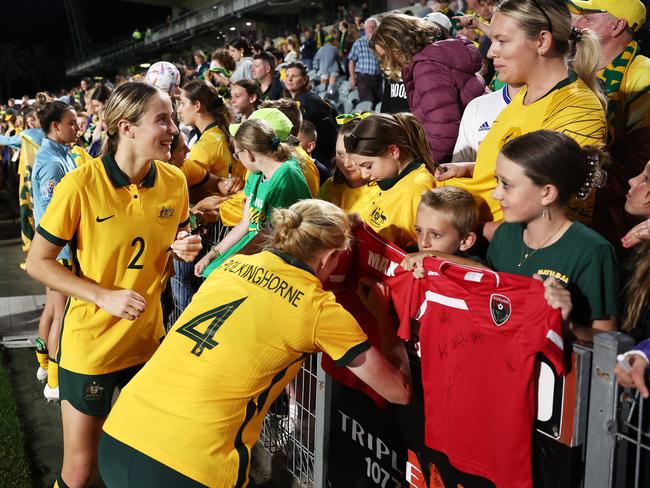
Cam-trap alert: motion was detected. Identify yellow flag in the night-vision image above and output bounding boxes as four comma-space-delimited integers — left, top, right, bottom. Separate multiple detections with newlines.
18, 135, 39, 254
71, 144, 92, 166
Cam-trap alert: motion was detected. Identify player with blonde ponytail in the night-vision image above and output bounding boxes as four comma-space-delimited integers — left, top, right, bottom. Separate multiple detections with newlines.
99, 199, 412, 488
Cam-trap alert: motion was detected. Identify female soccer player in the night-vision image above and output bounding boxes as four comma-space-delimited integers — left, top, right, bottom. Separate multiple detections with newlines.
99, 199, 412, 487
31, 96, 79, 401
26, 82, 202, 488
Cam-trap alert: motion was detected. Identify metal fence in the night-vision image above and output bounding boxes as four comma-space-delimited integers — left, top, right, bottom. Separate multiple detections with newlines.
167, 221, 230, 328
252, 331, 650, 488
164, 227, 650, 488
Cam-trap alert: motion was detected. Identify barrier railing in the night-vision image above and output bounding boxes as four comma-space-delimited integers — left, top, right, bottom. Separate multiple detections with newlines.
253, 331, 649, 488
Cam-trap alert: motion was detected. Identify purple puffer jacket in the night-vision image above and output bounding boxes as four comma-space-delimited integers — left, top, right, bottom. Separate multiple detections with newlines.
402, 37, 486, 163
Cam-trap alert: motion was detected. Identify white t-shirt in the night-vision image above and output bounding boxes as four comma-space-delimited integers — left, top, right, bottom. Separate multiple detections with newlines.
452, 86, 511, 162
230, 57, 254, 83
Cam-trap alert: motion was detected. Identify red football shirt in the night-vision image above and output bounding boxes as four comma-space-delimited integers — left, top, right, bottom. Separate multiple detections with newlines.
389, 258, 565, 488
321, 222, 406, 408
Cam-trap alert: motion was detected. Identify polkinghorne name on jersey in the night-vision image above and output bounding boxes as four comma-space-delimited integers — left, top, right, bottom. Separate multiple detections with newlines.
221, 258, 305, 307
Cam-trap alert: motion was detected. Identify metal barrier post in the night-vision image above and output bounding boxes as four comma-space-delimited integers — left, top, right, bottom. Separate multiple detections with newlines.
583, 332, 634, 488
314, 353, 332, 488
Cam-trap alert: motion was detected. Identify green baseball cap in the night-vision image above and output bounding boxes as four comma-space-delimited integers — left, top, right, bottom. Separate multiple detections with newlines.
229, 108, 294, 141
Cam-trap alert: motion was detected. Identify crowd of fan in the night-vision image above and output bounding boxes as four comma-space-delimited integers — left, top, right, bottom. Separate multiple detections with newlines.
3, 0, 650, 485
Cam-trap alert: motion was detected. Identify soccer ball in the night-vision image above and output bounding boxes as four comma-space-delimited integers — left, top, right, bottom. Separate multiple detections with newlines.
145, 61, 181, 93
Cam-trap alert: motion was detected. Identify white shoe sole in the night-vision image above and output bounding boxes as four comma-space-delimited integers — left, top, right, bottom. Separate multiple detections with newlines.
36, 367, 48, 383
43, 385, 59, 403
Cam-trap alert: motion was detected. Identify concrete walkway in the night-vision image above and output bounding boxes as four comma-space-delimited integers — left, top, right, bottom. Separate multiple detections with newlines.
0, 238, 284, 487
0, 239, 62, 488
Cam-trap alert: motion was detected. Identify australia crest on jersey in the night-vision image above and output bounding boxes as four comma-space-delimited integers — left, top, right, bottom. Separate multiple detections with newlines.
159, 206, 175, 218
490, 294, 511, 326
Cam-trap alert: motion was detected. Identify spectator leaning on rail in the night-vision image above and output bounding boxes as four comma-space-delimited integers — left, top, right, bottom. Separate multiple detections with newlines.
435, 0, 607, 227
370, 13, 486, 164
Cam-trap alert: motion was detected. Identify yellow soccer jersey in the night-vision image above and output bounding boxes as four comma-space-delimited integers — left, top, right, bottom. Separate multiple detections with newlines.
218, 190, 247, 227
444, 72, 606, 222
295, 145, 320, 197
103, 250, 369, 487
37, 154, 190, 375
318, 177, 379, 214
179, 159, 209, 189
189, 123, 244, 178
358, 162, 434, 250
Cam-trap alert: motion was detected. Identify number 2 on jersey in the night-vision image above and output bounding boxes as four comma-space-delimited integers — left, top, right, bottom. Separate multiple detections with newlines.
176, 297, 247, 356
127, 237, 145, 269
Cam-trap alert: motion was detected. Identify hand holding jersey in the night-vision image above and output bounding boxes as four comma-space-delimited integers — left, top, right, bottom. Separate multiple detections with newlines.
536, 274, 573, 322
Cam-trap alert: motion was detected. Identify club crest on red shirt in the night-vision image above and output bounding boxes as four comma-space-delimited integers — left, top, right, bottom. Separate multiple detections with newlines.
490, 294, 511, 326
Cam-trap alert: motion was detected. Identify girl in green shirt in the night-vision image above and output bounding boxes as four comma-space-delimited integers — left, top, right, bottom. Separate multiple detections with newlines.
195, 109, 311, 277
488, 130, 618, 341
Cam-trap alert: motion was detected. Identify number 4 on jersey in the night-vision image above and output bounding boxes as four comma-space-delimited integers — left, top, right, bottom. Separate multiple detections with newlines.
176, 297, 247, 356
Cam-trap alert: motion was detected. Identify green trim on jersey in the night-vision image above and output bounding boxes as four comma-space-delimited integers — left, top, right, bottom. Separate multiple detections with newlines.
102, 153, 157, 188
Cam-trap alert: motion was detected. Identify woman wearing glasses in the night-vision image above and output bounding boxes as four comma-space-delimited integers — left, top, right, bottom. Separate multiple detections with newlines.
194, 108, 311, 277
437, 0, 607, 228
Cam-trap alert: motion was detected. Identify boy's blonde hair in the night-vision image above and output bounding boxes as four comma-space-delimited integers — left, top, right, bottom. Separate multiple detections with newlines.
419, 187, 478, 237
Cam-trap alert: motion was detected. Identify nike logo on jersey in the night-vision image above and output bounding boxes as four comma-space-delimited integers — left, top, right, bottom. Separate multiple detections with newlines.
478, 121, 491, 132
96, 215, 115, 223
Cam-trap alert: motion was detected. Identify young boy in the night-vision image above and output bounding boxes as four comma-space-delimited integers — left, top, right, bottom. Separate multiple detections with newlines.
298, 119, 330, 184
401, 186, 480, 278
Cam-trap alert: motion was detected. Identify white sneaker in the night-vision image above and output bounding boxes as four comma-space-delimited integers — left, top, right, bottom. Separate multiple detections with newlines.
43, 384, 59, 402
36, 367, 48, 383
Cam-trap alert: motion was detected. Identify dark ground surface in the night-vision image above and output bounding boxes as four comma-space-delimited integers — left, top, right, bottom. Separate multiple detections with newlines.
0, 238, 282, 487
0, 238, 62, 488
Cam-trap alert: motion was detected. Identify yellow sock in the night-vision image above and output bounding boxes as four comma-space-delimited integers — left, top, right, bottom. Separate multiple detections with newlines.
47, 358, 59, 389
36, 351, 49, 370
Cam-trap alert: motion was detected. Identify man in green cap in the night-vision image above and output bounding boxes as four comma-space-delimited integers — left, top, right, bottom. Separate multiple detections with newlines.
570, 0, 650, 243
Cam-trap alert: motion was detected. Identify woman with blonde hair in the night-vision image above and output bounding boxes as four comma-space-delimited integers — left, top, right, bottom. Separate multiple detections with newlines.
436, 0, 607, 225
99, 199, 412, 487
26, 82, 202, 487
370, 13, 486, 163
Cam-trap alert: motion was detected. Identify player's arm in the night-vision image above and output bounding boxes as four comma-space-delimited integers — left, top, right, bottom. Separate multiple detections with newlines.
350, 277, 412, 404
26, 234, 146, 321
346, 346, 412, 405
194, 196, 251, 276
